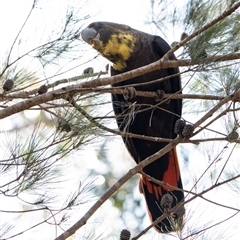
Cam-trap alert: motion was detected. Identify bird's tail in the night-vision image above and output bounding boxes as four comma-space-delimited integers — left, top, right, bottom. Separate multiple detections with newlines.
139, 147, 184, 233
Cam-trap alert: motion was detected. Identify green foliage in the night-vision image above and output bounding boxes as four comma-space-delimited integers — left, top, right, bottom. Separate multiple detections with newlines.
183, 0, 240, 60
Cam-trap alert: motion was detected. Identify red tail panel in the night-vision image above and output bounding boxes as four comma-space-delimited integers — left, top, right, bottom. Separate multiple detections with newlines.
140, 147, 184, 232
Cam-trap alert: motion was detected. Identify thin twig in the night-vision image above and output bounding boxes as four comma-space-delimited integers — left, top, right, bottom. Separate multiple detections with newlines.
132, 174, 240, 239
54, 92, 240, 239
181, 211, 240, 240
54, 138, 178, 240
163, 1, 240, 60
6, 2, 35, 67
193, 90, 239, 130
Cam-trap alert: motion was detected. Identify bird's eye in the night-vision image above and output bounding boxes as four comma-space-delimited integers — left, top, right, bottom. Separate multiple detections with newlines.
97, 22, 104, 28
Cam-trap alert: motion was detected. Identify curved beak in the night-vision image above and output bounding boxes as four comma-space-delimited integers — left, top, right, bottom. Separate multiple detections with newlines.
81, 27, 100, 49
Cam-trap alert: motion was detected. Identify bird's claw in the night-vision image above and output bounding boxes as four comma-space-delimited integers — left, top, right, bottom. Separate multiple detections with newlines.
123, 87, 137, 100
155, 89, 165, 102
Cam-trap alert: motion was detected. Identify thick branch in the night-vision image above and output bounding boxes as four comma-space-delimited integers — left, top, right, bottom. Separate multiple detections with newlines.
1, 53, 239, 101
1, 53, 240, 119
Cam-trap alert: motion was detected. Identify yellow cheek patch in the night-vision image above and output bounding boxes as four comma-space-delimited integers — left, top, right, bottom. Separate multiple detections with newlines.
105, 33, 135, 60
100, 33, 136, 71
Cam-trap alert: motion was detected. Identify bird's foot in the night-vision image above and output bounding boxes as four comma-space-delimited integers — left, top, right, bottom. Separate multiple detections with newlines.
155, 89, 165, 102
123, 87, 137, 100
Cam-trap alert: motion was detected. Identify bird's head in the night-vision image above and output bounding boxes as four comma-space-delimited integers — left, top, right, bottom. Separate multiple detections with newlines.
81, 22, 137, 71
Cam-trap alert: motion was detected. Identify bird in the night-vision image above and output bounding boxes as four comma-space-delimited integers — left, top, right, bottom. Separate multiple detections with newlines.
81, 22, 184, 233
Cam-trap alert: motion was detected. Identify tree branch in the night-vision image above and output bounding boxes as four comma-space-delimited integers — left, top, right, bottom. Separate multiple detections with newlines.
163, 1, 240, 60
1, 53, 240, 119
